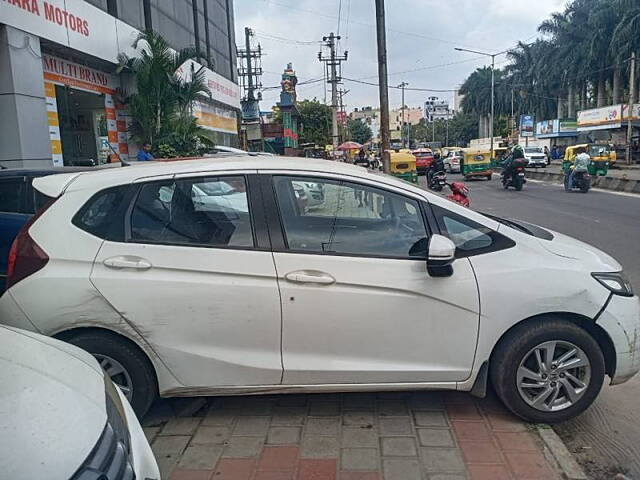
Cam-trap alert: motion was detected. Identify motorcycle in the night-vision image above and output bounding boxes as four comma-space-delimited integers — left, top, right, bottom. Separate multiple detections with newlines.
428, 170, 447, 191
447, 181, 470, 207
564, 170, 591, 193
502, 160, 527, 191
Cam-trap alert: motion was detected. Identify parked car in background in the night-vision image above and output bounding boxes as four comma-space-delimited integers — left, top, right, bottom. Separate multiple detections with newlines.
0, 167, 98, 293
444, 150, 464, 173
0, 325, 159, 480
413, 149, 435, 175
1, 156, 638, 424
523, 147, 548, 167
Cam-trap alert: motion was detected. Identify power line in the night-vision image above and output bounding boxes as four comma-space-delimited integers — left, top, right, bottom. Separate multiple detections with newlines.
343, 76, 456, 93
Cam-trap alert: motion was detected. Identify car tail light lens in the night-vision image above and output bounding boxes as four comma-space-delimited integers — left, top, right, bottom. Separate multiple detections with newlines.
6, 197, 57, 289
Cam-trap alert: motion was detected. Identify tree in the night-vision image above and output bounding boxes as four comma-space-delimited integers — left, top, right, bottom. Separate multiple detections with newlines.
297, 99, 332, 146
120, 31, 212, 156
347, 118, 373, 144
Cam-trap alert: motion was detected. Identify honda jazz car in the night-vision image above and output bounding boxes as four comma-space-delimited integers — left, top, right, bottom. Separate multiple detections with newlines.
0, 325, 159, 480
0, 156, 638, 423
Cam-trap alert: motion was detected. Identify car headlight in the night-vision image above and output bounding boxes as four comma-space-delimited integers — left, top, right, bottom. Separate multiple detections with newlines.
592, 272, 634, 297
71, 376, 134, 480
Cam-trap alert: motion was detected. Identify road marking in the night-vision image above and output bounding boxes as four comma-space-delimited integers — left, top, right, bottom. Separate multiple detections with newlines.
526, 178, 640, 198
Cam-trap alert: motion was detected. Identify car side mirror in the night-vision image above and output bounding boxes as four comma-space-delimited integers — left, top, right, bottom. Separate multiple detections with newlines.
427, 234, 456, 277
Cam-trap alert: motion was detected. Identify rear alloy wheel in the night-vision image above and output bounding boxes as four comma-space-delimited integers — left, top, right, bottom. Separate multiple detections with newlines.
490, 318, 605, 423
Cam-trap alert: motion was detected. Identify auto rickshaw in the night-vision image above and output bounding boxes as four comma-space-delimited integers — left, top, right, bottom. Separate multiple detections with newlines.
492, 146, 510, 168
389, 150, 418, 184
461, 148, 493, 180
563, 144, 613, 176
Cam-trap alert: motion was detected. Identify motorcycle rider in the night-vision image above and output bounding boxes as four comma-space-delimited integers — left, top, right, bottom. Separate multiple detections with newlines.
502, 144, 526, 181
427, 152, 445, 185
568, 152, 590, 187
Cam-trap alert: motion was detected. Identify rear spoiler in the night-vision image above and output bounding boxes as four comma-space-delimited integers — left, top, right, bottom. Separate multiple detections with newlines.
31, 173, 85, 198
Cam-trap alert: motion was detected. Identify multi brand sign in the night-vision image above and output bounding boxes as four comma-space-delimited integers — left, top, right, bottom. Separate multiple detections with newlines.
42, 54, 118, 94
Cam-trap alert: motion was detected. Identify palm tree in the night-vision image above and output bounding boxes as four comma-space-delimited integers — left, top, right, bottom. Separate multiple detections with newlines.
119, 31, 211, 154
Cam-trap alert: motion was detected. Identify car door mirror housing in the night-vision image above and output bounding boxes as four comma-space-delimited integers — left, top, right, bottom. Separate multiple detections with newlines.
427, 234, 456, 277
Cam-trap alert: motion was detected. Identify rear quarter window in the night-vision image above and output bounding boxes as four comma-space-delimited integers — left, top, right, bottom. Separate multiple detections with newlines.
72, 185, 133, 241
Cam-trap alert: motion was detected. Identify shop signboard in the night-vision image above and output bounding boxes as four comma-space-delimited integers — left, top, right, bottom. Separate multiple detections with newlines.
559, 119, 577, 133
536, 119, 556, 136
42, 54, 118, 94
577, 104, 622, 131
194, 102, 238, 134
621, 103, 640, 122
176, 59, 241, 111
520, 114, 534, 137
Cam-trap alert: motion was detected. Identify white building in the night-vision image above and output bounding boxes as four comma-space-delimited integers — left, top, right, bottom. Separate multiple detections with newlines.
424, 96, 452, 122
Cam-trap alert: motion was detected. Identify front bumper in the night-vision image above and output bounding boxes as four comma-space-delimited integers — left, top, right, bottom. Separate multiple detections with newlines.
597, 294, 640, 385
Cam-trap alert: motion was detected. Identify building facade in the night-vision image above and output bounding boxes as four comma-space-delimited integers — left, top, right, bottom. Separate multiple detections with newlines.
351, 106, 380, 140
1, 0, 239, 168
424, 96, 452, 122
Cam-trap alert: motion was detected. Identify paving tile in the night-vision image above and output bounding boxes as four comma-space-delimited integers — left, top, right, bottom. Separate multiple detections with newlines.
341, 448, 379, 470
301, 436, 340, 458
338, 473, 380, 480
222, 436, 264, 458
504, 452, 555, 479
144, 426, 161, 443
152, 435, 191, 479
442, 392, 476, 405
306, 417, 340, 435
233, 416, 271, 436
413, 411, 448, 427
178, 445, 223, 469
272, 406, 308, 426
237, 401, 274, 416
417, 428, 455, 447
429, 475, 467, 480
202, 408, 236, 426
169, 469, 213, 480
342, 411, 375, 426
309, 403, 341, 416
296, 458, 338, 479
258, 446, 299, 471
342, 393, 376, 409
255, 472, 295, 480
379, 417, 412, 435
162, 417, 202, 436
467, 464, 513, 480
171, 398, 208, 417
191, 426, 230, 445
420, 447, 466, 472
380, 437, 417, 457
485, 412, 528, 433
377, 401, 408, 417
213, 458, 256, 480
451, 421, 492, 442
268, 426, 302, 445
446, 403, 483, 421
494, 432, 539, 452
409, 392, 445, 410
277, 395, 309, 407
382, 458, 422, 480
458, 440, 503, 464
341, 427, 378, 448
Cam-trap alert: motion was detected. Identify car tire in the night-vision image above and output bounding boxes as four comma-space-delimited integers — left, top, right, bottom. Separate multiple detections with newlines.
65, 331, 158, 417
490, 318, 605, 423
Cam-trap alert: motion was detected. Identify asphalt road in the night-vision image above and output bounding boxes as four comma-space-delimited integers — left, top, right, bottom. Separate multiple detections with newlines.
431, 173, 640, 479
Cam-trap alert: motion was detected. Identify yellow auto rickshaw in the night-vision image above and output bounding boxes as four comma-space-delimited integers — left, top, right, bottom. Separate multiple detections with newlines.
461, 148, 493, 180
389, 150, 418, 184
563, 143, 613, 176
492, 146, 510, 168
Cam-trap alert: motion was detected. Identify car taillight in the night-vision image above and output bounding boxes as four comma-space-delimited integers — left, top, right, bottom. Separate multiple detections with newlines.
6, 197, 57, 289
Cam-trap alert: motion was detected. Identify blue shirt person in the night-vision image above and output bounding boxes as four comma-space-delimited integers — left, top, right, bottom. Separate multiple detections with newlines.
137, 142, 155, 161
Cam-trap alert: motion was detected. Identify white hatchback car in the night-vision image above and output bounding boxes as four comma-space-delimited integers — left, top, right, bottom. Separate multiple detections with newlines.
0, 325, 159, 480
1, 157, 638, 423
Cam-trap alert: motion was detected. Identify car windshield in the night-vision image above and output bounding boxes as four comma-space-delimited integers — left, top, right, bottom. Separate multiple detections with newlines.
524, 147, 543, 153
589, 145, 610, 156
481, 213, 554, 240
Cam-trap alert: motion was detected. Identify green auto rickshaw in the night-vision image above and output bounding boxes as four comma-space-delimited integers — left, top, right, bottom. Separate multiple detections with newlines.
462, 149, 493, 180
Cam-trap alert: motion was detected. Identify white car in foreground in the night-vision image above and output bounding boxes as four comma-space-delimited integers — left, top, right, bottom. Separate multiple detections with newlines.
1, 156, 638, 423
524, 146, 548, 167
0, 325, 159, 480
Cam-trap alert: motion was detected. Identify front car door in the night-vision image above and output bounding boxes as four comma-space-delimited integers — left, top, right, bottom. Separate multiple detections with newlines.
265, 173, 481, 385
90, 172, 283, 390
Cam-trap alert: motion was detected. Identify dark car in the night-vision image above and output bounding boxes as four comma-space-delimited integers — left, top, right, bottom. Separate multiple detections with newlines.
0, 167, 97, 293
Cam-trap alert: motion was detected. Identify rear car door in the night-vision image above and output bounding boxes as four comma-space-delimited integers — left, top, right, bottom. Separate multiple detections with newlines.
0, 177, 29, 292
89, 172, 283, 389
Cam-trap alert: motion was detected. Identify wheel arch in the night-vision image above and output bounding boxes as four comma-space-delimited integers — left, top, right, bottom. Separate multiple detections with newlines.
53, 326, 159, 387
489, 312, 617, 378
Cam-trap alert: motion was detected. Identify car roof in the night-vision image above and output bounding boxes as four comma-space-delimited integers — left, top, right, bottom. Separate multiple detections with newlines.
0, 166, 96, 178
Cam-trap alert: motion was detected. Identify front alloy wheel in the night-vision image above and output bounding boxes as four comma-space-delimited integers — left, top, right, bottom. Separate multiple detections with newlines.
517, 341, 591, 412
95, 353, 134, 402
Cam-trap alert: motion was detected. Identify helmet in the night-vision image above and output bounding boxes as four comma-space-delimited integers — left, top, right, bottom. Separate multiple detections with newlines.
513, 145, 524, 154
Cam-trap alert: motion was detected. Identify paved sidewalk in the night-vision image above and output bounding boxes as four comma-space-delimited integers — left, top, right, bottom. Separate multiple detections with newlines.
142, 391, 561, 480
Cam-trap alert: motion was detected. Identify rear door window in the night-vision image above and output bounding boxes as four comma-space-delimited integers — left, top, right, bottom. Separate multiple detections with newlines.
0, 178, 25, 213
73, 185, 131, 241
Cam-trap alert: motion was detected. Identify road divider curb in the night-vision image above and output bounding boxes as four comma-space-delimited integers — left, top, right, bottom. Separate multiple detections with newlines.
522, 170, 640, 194
536, 425, 588, 480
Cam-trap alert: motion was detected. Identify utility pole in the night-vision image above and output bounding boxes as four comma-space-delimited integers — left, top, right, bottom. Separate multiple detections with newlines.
627, 52, 636, 165
375, 0, 391, 172
319, 33, 348, 152
398, 82, 408, 148
237, 27, 263, 150
338, 88, 350, 143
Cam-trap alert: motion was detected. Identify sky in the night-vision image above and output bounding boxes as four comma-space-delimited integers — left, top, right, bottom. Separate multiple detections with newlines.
234, 0, 566, 113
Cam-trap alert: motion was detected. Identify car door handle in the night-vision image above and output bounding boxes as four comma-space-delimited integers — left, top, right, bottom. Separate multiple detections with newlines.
284, 270, 336, 285
103, 256, 152, 270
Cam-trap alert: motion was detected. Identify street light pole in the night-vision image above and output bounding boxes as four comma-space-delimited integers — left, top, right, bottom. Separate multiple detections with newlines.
398, 82, 408, 148
455, 47, 506, 157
